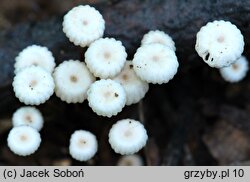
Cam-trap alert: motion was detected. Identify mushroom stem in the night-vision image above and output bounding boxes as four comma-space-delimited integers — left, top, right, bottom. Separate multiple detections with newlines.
79, 47, 87, 62
138, 100, 151, 166
138, 100, 145, 124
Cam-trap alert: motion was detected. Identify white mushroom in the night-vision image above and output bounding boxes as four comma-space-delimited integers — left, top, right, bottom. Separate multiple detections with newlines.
109, 119, 148, 155
220, 56, 249, 83
141, 30, 176, 51
133, 43, 179, 84
85, 38, 127, 78
195, 20, 244, 68
113, 61, 149, 105
69, 130, 98, 161
14, 45, 55, 74
12, 107, 44, 131
13, 66, 55, 105
117, 154, 144, 166
7, 126, 41, 156
87, 79, 126, 117
63, 5, 105, 47
53, 60, 95, 103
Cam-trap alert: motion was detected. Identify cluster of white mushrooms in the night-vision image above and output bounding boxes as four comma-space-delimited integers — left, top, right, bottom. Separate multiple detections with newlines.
8, 5, 249, 164
8, 107, 43, 156
10, 5, 179, 163
196, 20, 249, 82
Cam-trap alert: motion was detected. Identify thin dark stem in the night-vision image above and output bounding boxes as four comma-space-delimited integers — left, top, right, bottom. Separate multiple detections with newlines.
138, 100, 145, 124
138, 100, 151, 166
79, 47, 85, 62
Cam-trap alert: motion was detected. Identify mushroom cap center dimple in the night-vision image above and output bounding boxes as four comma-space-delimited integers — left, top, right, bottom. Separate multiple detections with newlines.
124, 130, 133, 137
29, 80, 37, 89
82, 20, 89, 26
104, 52, 111, 60
20, 134, 28, 141
70, 75, 78, 83
232, 64, 239, 70
152, 55, 160, 62
33, 61, 38, 66
25, 115, 32, 123
217, 36, 225, 43
78, 138, 87, 147
104, 91, 111, 98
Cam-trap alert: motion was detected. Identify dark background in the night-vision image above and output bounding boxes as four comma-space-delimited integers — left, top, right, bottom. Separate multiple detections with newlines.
0, 0, 250, 166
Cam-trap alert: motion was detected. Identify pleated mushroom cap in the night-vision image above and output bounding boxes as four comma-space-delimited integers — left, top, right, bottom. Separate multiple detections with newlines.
196, 20, 244, 68
53, 60, 95, 103
63, 5, 105, 47
12, 107, 44, 131
109, 119, 148, 155
141, 30, 176, 51
69, 130, 98, 161
7, 126, 41, 156
14, 45, 55, 74
13, 66, 55, 105
219, 56, 249, 83
133, 43, 179, 84
87, 79, 126, 117
85, 38, 127, 79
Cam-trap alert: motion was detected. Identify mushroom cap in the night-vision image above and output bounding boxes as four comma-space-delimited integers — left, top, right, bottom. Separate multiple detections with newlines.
109, 119, 148, 155
141, 30, 176, 51
195, 20, 244, 68
63, 5, 105, 47
14, 45, 55, 74
53, 60, 95, 103
113, 61, 149, 105
85, 38, 127, 78
12, 66, 55, 105
12, 106, 44, 131
117, 154, 144, 166
132, 43, 179, 84
7, 126, 41, 156
69, 130, 98, 161
219, 56, 249, 83
87, 79, 126, 117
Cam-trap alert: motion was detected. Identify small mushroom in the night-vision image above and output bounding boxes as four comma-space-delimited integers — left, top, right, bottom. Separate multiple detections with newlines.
108, 119, 148, 155
69, 130, 98, 162
12, 106, 44, 131
12, 66, 55, 105
87, 79, 126, 117
85, 38, 127, 78
53, 60, 95, 103
117, 154, 144, 166
195, 20, 244, 68
113, 61, 149, 105
7, 126, 41, 156
132, 43, 179, 84
141, 30, 176, 51
219, 56, 249, 83
63, 5, 105, 47
14, 45, 55, 74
